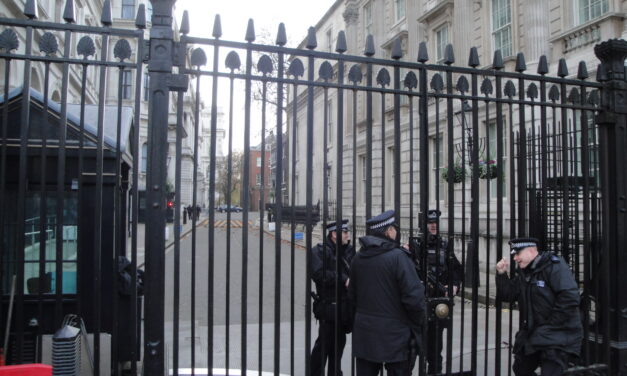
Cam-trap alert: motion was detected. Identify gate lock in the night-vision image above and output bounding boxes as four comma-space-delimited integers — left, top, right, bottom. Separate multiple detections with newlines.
427, 297, 453, 322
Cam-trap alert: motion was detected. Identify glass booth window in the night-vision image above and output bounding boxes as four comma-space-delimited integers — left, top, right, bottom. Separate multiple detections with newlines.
2, 192, 78, 295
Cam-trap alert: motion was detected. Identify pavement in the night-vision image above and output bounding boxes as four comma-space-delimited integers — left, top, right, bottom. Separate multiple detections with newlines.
135, 210, 507, 375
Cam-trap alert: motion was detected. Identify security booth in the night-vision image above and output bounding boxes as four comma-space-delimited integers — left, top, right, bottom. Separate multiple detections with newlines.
0, 87, 139, 368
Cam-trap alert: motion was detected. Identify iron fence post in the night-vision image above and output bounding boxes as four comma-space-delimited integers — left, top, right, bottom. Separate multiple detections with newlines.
145, 0, 176, 374
594, 39, 627, 375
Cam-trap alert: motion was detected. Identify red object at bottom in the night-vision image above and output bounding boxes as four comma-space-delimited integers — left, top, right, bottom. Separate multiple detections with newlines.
0, 364, 52, 376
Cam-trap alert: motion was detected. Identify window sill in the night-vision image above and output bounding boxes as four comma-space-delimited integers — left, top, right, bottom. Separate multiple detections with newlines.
549, 13, 622, 54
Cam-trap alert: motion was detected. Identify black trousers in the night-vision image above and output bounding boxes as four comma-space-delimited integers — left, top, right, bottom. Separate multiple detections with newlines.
426, 320, 445, 374
513, 349, 570, 376
310, 319, 347, 376
356, 357, 410, 376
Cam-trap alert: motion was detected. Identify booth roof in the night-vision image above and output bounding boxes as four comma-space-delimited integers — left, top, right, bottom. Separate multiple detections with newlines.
0, 86, 134, 153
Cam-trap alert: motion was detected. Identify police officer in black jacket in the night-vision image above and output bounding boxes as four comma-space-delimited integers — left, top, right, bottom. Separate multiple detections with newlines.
417, 209, 463, 375
496, 238, 582, 376
348, 210, 426, 376
310, 219, 355, 376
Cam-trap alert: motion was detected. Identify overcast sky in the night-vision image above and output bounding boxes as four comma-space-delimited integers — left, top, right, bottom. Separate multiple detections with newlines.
174, 0, 337, 153
175, 0, 335, 43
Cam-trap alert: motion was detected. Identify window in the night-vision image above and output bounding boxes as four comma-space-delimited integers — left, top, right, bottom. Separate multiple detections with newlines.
386, 147, 395, 205
572, 111, 598, 183
293, 121, 299, 162
143, 71, 150, 101
122, 0, 135, 19
141, 143, 148, 173
326, 28, 334, 52
122, 70, 132, 99
359, 154, 367, 204
487, 121, 507, 199
146, 2, 153, 22
364, 2, 373, 37
256, 173, 262, 186
492, 0, 512, 58
327, 100, 334, 146
435, 25, 449, 63
395, 0, 406, 22
431, 133, 444, 201
577, 0, 609, 25
3, 192, 78, 295
256, 157, 262, 167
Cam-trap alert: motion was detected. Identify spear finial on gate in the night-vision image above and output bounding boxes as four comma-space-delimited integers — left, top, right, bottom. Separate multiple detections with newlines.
306, 27, 317, 50
557, 58, 568, 77
443, 44, 454, 65
336, 31, 347, 53
180, 11, 190, 35
577, 61, 589, 80
276, 23, 287, 46
245, 18, 255, 42
417, 41, 428, 63
468, 47, 480, 67
537, 55, 549, 75
364, 35, 375, 57
492, 50, 504, 70
391, 37, 402, 60
23, 0, 38, 20
213, 15, 222, 38
101, 0, 112, 26
135, 4, 146, 29
63, 0, 76, 23
515, 52, 526, 72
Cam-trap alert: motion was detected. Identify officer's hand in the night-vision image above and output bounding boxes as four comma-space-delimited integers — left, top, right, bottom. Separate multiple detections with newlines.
444, 285, 458, 297
345, 278, 350, 288
402, 243, 409, 250
496, 258, 509, 275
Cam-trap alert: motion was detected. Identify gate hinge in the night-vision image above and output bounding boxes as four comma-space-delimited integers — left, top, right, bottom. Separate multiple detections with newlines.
167, 74, 189, 92
141, 40, 150, 63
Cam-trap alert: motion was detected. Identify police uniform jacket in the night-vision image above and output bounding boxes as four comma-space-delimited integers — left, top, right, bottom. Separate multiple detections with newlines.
348, 235, 426, 363
311, 236, 355, 303
422, 236, 463, 297
496, 251, 582, 356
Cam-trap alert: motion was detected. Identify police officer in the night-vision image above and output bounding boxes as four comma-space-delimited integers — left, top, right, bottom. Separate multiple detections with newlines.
419, 209, 462, 375
310, 219, 355, 376
349, 210, 426, 376
495, 238, 582, 376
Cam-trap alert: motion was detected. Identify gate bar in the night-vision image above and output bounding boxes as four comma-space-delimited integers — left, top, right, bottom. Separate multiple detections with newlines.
207, 14, 223, 375
144, 1, 176, 372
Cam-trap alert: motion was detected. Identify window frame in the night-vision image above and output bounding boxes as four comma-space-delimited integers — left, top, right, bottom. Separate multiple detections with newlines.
491, 0, 513, 58
364, 2, 373, 37
487, 120, 508, 199
122, 70, 133, 100
121, 0, 136, 20
435, 24, 449, 63
575, 0, 609, 25
143, 71, 150, 101
431, 132, 445, 203
394, 0, 406, 22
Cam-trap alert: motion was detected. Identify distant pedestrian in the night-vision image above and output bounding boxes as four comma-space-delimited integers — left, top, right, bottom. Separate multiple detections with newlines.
310, 219, 355, 376
349, 210, 426, 376
496, 238, 582, 376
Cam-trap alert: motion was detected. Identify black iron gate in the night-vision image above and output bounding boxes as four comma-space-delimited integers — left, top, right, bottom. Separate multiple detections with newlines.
2, 0, 627, 375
